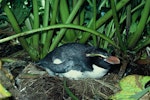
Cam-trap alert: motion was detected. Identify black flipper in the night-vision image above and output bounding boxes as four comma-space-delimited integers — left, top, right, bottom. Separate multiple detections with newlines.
37, 57, 93, 73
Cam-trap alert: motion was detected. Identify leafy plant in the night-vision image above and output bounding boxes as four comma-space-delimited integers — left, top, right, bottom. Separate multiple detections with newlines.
110, 75, 150, 100
0, 83, 11, 99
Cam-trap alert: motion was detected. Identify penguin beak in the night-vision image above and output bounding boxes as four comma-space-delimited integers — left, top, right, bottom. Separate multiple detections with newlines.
86, 53, 120, 64
104, 56, 120, 64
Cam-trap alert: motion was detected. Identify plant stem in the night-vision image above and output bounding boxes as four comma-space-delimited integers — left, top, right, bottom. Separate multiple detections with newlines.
60, 0, 76, 42
126, 4, 131, 39
32, 0, 39, 51
73, 0, 79, 25
64, 80, 79, 100
119, 1, 145, 24
79, 18, 93, 43
80, 0, 130, 44
0, 24, 119, 49
3, 4, 38, 60
96, 0, 130, 28
3, 5, 21, 33
134, 36, 150, 53
127, 0, 150, 48
103, 20, 114, 49
79, 7, 85, 25
110, 0, 126, 52
41, 0, 50, 44
91, 0, 97, 47
49, 0, 85, 51
42, 0, 59, 58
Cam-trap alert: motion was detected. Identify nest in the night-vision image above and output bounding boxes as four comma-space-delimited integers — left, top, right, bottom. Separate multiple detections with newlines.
7, 63, 120, 100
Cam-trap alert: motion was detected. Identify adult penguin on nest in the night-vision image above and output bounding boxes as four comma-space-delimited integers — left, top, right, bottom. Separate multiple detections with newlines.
37, 43, 120, 80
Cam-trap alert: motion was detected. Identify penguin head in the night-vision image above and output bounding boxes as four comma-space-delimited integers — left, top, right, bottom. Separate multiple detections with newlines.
86, 48, 120, 70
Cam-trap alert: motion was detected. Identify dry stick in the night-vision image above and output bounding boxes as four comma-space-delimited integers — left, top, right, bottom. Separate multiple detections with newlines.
118, 60, 128, 78
93, 79, 119, 92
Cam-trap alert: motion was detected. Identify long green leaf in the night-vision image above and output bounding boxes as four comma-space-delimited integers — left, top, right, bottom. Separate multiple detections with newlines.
3, 4, 38, 60
49, 0, 85, 51
42, 0, 59, 58
96, 0, 130, 28
0, 24, 119, 50
32, 0, 40, 51
127, 0, 150, 48
64, 80, 79, 100
41, 0, 50, 44
110, 0, 126, 52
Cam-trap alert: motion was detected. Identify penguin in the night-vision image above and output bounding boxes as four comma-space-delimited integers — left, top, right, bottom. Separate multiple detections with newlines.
37, 43, 120, 79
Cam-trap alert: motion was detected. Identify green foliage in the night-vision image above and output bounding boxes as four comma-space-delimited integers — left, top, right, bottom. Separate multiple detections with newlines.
0, 83, 11, 99
0, 0, 149, 99
110, 75, 150, 100
64, 80, 79, 100
0, 0, 149, 62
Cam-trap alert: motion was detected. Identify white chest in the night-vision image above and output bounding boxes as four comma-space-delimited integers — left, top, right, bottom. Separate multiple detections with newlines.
60, 64, 108, 80
45, 58, 108, 80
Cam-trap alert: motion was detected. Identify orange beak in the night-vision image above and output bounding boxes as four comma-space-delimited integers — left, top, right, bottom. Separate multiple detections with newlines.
104, 56, 120, 64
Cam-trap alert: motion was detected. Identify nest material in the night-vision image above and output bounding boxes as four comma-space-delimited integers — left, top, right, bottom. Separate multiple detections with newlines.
0, 64, 119, 100
16, 77, 119, 100
8, 63, 120, 100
